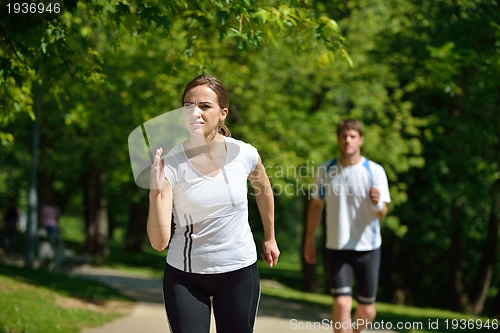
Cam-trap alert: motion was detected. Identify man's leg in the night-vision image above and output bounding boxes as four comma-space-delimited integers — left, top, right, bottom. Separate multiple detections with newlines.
326, 249, 356, 333
333, 295, 353, 333
352, 248, 381, 333
352, 303, 376, 333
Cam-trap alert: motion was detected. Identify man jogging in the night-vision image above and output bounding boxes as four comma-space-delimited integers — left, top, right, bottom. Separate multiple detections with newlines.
304, 118, 391, 333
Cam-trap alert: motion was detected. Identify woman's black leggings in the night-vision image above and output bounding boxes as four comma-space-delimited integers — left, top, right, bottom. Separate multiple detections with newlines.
163, 262, 260, 333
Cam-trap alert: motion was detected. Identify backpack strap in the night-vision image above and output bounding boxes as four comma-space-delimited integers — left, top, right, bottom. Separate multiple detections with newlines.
320, 158, 337, 199
320, 157, 373, 198
362, 158, 374, 185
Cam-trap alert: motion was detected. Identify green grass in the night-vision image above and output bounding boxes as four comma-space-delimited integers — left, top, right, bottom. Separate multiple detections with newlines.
102, 243, 166, 277
60, 215, 165, 278
0, 263, 134, 333
63, 240, 166, 279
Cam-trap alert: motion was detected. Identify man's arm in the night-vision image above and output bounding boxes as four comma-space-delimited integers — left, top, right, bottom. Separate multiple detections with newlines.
303, 198, 325, 264
369, 186, 388, 220
373, 202, 388, 220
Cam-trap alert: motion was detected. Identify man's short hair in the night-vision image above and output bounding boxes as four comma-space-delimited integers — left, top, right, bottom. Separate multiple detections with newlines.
337, 119, 363, 137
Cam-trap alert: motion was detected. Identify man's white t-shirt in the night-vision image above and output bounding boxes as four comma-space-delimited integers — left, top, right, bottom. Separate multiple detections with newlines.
311, 157, 391, 251
163, 136, 258, 274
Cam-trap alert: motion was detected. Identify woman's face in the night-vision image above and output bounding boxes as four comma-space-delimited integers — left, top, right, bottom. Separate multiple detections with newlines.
183, 85, 228, 138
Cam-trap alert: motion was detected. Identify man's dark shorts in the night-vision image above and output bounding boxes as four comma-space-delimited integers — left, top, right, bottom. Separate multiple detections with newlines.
325, 247, 381, 304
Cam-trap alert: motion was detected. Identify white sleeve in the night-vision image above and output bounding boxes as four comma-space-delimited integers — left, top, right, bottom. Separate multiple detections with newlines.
372, 163, 391, 203
163, 156, 176, 189
245, 143, 259, 174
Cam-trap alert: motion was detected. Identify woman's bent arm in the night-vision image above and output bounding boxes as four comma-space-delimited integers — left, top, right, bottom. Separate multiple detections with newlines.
147, 148, 173, 251
147, 182, 173, 251
248, 156, 280, 267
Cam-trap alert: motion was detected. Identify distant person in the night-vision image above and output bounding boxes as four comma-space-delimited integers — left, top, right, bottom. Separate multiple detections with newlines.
304, 119, 391, 333
2, 196, 20, 253
147, 75, 280, 333
38, 200, 64, 268
40, 200, 60, 237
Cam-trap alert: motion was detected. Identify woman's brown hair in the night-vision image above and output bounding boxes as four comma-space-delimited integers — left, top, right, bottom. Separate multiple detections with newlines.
181, 75, 232, 137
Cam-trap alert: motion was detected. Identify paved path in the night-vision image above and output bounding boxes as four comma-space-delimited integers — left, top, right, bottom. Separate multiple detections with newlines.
70, 265, 396, 333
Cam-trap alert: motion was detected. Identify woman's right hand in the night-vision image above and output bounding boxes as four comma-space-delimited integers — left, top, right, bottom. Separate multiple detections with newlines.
150, 148, 165, 193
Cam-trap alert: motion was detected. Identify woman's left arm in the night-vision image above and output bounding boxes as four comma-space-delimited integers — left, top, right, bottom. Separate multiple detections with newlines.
248, 155, 280, 267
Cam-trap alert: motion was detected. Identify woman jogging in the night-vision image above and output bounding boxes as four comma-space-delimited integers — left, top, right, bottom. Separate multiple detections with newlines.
147, 75, 279, 333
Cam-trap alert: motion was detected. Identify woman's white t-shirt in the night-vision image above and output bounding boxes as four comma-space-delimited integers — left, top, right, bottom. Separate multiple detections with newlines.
163, 136, 259, 274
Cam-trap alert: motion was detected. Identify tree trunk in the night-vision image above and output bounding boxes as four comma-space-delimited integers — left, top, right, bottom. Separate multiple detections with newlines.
448, 197, 469, 312
447, 180, 500, 315
489, 281, 500, 318
302, 192, 318, 292
37, 173, 53, 206
81, 169, 109, 258
469, 179, 500, 315
386, 237, 410, 305
125, 200, 148, 252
